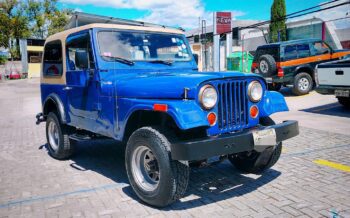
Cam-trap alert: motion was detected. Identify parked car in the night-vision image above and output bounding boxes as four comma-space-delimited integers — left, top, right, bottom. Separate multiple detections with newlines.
316, 55, 350, 108
8, 71, 21, 80
36, 23, 299, 207
251, 39, 350, 95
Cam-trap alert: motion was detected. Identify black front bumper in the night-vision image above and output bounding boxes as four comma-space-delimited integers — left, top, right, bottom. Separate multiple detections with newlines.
171, 120, 299, 161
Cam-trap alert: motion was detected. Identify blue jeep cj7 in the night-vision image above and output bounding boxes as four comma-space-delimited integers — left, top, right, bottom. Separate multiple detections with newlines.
36, 23, 299, 207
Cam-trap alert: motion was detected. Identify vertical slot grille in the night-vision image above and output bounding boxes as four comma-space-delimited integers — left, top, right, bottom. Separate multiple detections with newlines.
217, 80, 248, 132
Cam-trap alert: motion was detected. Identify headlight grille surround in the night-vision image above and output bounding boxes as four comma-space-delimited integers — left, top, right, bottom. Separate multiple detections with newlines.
198, 84, 218, 110
248, 81, 263, 102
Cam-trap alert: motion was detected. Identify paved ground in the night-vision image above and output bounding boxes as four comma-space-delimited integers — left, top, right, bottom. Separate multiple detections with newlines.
0, 79, 349, 218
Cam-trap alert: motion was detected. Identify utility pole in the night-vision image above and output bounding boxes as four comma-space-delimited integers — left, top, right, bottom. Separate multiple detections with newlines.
213, 13, 220, 72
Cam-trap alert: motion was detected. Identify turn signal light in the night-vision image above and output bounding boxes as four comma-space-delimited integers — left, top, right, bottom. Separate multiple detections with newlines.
277, 67, 284, 77
207, 112, 217, 126
153, 104, 168, 112
250, 105, 259, 118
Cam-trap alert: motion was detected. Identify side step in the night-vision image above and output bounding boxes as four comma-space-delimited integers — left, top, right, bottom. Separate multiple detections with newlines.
69, 133, 92, 142
69, 132, 109, 142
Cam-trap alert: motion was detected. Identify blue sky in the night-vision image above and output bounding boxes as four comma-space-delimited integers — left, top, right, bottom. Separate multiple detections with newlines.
58, 0, 350, 29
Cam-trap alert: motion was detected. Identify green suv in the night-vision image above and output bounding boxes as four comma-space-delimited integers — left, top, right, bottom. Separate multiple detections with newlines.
251, 39, 350, 95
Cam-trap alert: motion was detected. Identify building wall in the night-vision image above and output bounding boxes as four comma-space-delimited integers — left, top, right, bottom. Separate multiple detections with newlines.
341, 41, 350, 49
27, 46, 43, 78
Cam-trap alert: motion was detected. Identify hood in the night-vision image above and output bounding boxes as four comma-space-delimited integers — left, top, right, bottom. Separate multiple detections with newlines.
101, 70, 261, 99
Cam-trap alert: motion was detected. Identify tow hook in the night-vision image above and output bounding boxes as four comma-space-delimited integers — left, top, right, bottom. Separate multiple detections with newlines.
36, 113, 45, 125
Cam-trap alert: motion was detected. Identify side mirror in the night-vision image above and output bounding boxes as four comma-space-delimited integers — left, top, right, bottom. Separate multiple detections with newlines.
193, 54, 199, 65
75, 50, 89, 70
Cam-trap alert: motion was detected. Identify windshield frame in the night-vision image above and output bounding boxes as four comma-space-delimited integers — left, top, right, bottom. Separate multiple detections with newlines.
96, 29, 193, 63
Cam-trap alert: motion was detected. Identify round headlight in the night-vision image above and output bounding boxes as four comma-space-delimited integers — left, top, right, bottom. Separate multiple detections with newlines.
199, 85, 218, 110
248, 81, 263, 102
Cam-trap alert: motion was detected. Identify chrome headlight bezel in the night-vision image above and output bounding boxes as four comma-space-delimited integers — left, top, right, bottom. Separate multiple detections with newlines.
248, 81, 263, 102
198, 84, 218, 110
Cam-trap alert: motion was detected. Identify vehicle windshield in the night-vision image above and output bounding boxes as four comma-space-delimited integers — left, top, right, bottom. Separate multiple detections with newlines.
98, 30, 191, 62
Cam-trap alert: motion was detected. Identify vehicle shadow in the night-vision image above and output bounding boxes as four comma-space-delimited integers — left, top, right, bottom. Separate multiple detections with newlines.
300, 102, 350, 118
65, 139, 129, 184
278, 87, 295, 97
278, 87, 316, 97
45, 140, 281, 210
123, 163, 281, 210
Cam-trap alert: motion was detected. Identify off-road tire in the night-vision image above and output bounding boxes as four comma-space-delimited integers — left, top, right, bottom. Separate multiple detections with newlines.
46, 112, 74, 160
228, 117, 282, 174
338, 97, 350, 108
258, 54, 277, 76
125, 126, 190, 207
268, 83, 282, 91
292, 72, 313, 96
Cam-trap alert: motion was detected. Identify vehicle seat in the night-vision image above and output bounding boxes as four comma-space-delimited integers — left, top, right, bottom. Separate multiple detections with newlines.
69, 60, 76, 70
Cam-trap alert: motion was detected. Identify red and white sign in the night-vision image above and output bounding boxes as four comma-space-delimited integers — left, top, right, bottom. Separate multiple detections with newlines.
215, 12, 231, 34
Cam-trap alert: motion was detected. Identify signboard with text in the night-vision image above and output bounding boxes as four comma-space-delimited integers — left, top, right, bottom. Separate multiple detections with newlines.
215, 12, 232, 34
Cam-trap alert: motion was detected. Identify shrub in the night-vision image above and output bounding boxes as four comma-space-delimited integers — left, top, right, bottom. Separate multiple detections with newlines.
0, 55, 7, 65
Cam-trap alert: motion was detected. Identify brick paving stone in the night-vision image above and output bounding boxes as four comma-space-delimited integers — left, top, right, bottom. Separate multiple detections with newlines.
0, 79, 350, 217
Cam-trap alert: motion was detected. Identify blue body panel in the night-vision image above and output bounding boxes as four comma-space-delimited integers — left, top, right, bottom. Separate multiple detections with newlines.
260, 91, 289, 117
40, 27, 290, 141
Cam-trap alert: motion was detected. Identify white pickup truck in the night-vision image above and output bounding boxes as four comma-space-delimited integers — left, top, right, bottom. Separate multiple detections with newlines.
316, 56, 350, 108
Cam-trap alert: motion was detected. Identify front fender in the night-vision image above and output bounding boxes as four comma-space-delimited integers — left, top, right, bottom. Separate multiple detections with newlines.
118, 98, 208, 132
260, 91, 289, 117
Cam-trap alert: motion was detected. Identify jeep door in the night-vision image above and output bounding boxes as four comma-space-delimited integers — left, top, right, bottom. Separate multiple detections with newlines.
65, 30, 100, 128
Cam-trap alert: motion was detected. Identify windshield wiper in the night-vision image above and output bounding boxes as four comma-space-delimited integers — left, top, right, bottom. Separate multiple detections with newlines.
149, 60, 173, 66
101, 55, 134, 66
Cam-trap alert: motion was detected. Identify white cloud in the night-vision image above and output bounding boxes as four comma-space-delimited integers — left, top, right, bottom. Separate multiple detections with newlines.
74, 8, 83, 12
60, 0, 245, 29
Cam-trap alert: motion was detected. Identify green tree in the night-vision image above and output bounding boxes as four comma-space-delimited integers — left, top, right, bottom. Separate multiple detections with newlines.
43, 0, 73, 36
0, 0, 71, 59
26, 0, 72, 38
0, 0, 30, 59
27, 0, 45, 38
269, 0, 287, 42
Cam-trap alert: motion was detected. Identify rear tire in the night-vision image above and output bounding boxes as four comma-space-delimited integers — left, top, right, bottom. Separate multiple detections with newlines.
258, 55, 277, 76
46, 112, 74, 160
125, 127, 189, 207
338, 97, 350, 108
292, 72, 313, 96
228, 117, 282, 174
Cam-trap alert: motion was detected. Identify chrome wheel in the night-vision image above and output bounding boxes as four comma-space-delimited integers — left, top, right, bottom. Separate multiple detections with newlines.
298, 77, 310, 91
131, 146, 160, 192
259, 60, 269, 74
48, 120, 59, 151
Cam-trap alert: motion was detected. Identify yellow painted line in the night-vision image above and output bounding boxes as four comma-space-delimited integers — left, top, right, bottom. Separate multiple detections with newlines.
313, 159, 350, 173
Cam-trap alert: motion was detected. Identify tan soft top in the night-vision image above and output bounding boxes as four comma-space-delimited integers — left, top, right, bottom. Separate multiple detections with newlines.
46, 23, 185, 43
42, 23, 185, 85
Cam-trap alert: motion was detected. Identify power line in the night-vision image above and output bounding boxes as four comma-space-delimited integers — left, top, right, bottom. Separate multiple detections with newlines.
286, 0, 341, 17
247, 0, 345, 28
241, 0, 349, 30
324, 16, 350, 22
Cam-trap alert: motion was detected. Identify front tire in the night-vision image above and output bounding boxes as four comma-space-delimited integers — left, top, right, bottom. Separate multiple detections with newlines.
228, 117, 282, 174
46, 112, 74, 160
125, 127, 189, 207
292, 72, 313, 96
